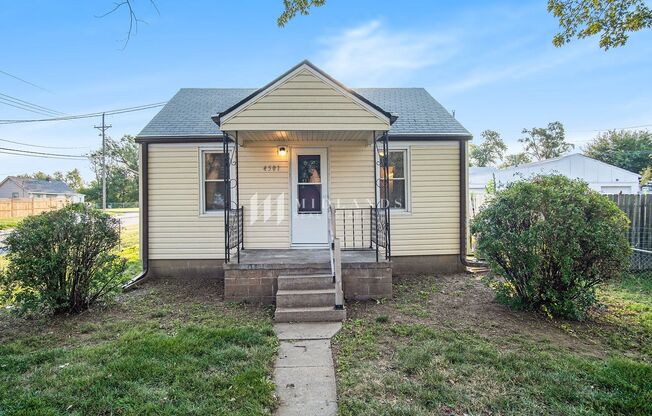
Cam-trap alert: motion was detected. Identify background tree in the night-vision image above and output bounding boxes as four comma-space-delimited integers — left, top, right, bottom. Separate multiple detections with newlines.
17, 171, 51, 180
549, 0, 652, 49
278, 0, 326, 26
470, 130, 507, 167
519, 121, 574, 161
641, 166, 652, 185
84, 134, 139, 204
501, 152, 532, 168
582, 129, 652, 175
53, 169, 84, 191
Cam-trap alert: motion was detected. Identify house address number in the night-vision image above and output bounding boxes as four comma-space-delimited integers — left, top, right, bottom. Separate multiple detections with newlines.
263, 165, 281, 172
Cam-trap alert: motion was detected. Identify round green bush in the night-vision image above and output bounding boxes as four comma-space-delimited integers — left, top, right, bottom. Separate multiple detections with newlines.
0, 204, 126, 314
471, 175, 631, 319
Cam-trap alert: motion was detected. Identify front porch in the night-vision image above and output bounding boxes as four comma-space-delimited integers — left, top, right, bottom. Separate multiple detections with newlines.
223, 248, 393, 310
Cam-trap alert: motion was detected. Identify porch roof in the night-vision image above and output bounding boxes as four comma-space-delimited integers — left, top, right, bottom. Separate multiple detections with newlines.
137, 86, 472, 140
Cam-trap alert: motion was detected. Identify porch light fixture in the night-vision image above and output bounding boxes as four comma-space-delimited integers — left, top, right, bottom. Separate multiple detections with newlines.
277, 146, 287, 157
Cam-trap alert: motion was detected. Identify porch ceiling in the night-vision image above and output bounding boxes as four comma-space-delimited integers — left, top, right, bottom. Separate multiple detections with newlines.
234, 130, 382, 145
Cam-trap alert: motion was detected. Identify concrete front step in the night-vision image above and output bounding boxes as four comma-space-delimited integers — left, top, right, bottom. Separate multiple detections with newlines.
277, 274, 334, 291
276, 288, 336, 308
274, 306, 346, 323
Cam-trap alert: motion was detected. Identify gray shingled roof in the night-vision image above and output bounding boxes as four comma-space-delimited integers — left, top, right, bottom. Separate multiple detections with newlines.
138, 87, 471, 138
8, 177, 76, 194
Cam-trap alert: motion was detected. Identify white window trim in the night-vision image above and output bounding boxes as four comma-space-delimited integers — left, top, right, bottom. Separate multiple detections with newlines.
377, 146, 411, 214
199, 146, 233, 217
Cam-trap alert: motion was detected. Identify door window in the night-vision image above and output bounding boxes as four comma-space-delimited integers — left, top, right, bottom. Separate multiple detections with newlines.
297, 154, 322, 213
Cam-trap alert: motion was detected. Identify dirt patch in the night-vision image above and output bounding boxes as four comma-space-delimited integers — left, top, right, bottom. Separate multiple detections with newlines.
346, 272, 627, 358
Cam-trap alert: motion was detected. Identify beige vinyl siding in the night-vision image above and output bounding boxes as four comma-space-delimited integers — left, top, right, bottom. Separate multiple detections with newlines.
390, 142, 461, 256
148, 144, 224, 260
239, 145, 290, 248
220, 69, 389, 131
145, 140, 462, 259
329, 144, 375, 247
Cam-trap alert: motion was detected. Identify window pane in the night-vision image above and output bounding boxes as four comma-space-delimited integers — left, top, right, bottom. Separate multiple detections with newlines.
389, 152, 404, 178
298, 184, 322, 213
205, 181, 226, 211
380, 151, 404, 180
205, 153, 225, 180
380, 179, 406, 209
298, 155, 321, 183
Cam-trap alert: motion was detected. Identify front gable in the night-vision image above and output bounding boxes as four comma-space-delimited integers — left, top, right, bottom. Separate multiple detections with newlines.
216, 61, 393, 132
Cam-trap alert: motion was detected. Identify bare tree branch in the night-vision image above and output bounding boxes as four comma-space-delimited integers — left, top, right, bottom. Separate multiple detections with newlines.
96, 0, 159, 49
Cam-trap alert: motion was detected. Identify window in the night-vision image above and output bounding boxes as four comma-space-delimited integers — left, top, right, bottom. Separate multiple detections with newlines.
297, 154, 322, 213
380, 150, 407, 210
11, 192, 19, 198
201, 151, 228, 213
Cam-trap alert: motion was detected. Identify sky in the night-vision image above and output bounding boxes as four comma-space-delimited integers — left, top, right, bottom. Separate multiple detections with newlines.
1, 0, 651, 181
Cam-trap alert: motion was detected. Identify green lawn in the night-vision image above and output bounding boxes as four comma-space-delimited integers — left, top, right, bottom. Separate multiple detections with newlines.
333, 272, 652, 416
0, 280, 277, 415
1, 222, 278, 415
0, 217, 23, 231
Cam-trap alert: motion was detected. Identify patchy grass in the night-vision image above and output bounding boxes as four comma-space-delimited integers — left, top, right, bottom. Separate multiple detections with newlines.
333, 272, 652, 416
0, 280, 278, 415
0, 217, 23, 231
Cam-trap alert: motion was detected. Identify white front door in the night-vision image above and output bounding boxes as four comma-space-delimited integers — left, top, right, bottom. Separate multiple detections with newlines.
291, 148, 328, 247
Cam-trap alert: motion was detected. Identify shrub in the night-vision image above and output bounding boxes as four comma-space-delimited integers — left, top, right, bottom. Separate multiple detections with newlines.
0, 204, 126, 314
471, 175, 631, 319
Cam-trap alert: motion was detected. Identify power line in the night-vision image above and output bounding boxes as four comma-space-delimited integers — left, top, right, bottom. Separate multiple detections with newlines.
569, 123, 652, 134
0, 92, 65, 116
0, 146, 87, 159
0, 102, 166, 124
0, 69, 51, 93
0, 150, 87, 160
0, 98, 57, 117
0, 138, 90, 150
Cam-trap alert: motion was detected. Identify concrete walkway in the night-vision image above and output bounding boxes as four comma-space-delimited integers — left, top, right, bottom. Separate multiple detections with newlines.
273, 322, 342, 416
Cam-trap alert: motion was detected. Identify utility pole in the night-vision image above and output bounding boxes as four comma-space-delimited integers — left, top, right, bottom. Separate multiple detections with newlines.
94, 113, 111, 209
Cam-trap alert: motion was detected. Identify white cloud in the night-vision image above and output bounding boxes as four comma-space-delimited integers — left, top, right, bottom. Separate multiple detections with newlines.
315, 20, 458, 86
441, 46, 585, 95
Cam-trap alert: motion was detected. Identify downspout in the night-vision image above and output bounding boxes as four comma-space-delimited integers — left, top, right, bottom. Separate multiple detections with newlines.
459, 139, 485, 269
123, 142, 150, 290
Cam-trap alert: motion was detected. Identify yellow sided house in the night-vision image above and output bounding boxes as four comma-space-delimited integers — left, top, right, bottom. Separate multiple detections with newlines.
133, 60, 472, 322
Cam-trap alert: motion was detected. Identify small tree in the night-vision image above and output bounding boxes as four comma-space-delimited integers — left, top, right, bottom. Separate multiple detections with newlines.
0, 204, 126, 314
470, 130, 508, 167
471, 175, 631, 319
519, 121, 574, 161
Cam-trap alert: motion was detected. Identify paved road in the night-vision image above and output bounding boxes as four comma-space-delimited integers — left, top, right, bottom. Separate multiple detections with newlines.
115, 212, 139, 227
0, 231, 8, 253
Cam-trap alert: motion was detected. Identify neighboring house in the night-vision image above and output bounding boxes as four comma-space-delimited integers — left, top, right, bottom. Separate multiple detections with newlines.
470, 154, 641, 195
0, 176, 85, 202
135, 60, 472, 321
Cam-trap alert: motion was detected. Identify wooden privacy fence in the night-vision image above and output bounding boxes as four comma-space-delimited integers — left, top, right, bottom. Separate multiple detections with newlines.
0, 197, 69, 219
605, 194, 652, 251
605, 194, 652, 271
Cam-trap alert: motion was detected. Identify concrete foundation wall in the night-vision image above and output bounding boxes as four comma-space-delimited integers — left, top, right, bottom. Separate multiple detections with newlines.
148, 259, 225, 280
392, 254, 463, 275
148, 254, 461, 303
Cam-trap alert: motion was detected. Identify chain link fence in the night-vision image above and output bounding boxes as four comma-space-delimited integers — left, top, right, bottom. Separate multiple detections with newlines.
628, 227, 652, 271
